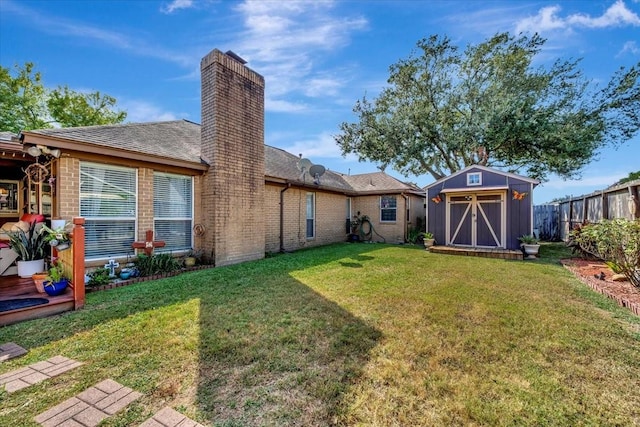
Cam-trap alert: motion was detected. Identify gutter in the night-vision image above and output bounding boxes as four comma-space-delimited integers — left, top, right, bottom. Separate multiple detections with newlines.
280, 183, 291, 252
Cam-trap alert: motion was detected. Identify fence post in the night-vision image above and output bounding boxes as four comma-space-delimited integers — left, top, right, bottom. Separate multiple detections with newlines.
72, 217, 85, 309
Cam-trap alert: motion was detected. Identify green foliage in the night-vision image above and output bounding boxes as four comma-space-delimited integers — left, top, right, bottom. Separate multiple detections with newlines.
46, 262, 67, 283
0, 62, 126, 133
2, 243, 639, 426
518, 234, 539, 244
135, 253, 182, 277
612, 170, 640, 186
6, 222, 47, 261
571, 219, 640, 287
47, 86, 126, 128
87, 267, 112, 287
407, 227, 421, 244
335, 33, 640, 182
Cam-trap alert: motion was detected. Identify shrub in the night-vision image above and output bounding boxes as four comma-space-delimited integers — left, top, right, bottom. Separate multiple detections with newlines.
87, 267, 112, 287
135, 253, 181, 277
571, 219, 640, 287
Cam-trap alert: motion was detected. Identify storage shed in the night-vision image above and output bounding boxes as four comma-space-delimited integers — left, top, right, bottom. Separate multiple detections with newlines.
425, 165, 539, 250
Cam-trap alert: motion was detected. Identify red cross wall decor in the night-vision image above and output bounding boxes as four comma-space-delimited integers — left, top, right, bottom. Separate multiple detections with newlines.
132, 230, 166, 256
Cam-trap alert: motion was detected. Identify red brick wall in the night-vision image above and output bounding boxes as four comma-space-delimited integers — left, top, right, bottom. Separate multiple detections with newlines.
200, 49, 266, 266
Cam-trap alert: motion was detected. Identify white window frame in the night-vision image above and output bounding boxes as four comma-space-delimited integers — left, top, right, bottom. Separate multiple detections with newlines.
153, 172, 194, 252
467, 172, 482, 186
380, 195, 397, 222
80, 162, 137, 260
306, 192, 315, 239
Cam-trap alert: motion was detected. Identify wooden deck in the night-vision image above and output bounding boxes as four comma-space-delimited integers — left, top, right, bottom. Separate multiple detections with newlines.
0, 275, 75, 326
429, 245, 523, 260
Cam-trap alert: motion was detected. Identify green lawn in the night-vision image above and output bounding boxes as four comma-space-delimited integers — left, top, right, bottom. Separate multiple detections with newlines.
1, 243, 639, 426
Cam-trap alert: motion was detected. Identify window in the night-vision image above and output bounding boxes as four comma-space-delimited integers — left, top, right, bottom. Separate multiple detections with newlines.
80, 162, 137, 259
467, 172, 482, 186
380, 195, 397, 222
306, 192, 315, 239
154, 172, 193, 252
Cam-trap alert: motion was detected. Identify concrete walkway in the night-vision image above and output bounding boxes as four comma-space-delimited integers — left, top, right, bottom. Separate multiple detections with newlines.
0, 342, 27, 362
0, 355, 83, 393
140, 407, 205, 427
35, 379, 142, 427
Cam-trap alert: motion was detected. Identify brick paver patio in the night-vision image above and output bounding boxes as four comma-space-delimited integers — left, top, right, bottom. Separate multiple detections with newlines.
35, 379, 142, 427
140, 407, 205, 427
0, 355, 83, 393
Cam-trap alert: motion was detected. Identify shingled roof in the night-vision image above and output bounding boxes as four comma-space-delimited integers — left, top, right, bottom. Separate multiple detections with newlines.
265, 146, 353, 192
20, 120, 424, 195
343, 172, 423, 194
24, 120, 202, 165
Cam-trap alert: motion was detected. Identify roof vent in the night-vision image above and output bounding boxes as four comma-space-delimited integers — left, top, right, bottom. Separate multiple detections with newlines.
225, 50, 247, 64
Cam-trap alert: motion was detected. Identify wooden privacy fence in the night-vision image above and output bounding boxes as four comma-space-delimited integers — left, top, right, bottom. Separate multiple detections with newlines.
534, 179, 640, 241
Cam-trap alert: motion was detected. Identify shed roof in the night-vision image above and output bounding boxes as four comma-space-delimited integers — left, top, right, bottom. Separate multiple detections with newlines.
424, 164, 539, 190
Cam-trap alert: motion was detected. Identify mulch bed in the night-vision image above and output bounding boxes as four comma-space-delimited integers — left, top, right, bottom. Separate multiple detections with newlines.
561, 258, 640, 316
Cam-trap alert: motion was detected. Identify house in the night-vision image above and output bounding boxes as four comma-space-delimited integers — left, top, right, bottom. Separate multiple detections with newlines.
425, 165, 539, 250
0, 49, 425, 273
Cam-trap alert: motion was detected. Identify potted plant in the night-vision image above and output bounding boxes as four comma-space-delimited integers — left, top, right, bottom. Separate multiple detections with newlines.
43, 261, 69, 296
518, 234, 540, 259
421, 232, 436, 249
7, 221, 48, 278
184, 249, 203, 268
41, 223, 72, 251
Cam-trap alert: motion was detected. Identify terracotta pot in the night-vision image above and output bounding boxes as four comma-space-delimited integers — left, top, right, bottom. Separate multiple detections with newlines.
32, 272, 48, 293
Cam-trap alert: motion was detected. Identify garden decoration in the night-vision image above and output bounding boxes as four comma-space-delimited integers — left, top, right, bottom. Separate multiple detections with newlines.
132, 230, 166, 256
512, 190, 528, 200
104, 259, 120, 278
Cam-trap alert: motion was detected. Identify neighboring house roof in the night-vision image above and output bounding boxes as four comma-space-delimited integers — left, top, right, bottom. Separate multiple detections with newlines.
343, 171, 424, 195
424, 164, 539, 190
18, 120, 426, 195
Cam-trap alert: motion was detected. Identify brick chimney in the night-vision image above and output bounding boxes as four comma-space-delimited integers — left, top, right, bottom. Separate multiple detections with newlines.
200, 49, 265, 266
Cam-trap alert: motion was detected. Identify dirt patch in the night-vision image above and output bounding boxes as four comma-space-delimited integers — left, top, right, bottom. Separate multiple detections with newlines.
561, 258, 640, 316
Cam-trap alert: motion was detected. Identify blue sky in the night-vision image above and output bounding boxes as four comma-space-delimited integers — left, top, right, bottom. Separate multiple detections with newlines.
1, 0, 638, 203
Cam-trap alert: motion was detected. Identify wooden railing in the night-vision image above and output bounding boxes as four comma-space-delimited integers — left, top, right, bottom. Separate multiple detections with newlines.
54, 217, 85, 309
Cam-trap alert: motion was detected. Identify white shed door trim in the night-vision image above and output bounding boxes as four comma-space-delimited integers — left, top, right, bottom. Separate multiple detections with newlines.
445, 191, 506, 248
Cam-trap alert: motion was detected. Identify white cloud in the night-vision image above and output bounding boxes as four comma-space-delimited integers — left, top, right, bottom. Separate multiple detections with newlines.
568, 0, 640, 28
280, 131, 346, 159
618, 40, 640, 56
161, 0, 194, 14
232, 0, 367, 110
265, 98, 308, 113
121, 100, 181, 123
516, 0, 640, 34
3, 0, 194, 67
541, 173, 627, 190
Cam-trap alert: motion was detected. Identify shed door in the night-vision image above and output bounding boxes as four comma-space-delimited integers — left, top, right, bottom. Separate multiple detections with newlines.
447, 193, 505, 248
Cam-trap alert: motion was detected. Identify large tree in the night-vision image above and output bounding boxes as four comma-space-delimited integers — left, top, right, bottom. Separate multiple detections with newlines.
335, 33, 639, 181
0, 62, 126, 133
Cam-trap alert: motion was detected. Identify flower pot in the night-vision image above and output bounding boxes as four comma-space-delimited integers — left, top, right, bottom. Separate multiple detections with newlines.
32, 272, 48, 293
184, 257, 196, 267
523, 244, 540, 259
423, 238, 435, 249
17, 259, 45, 278
55, 241, 71, 251
43, 279, 68, 296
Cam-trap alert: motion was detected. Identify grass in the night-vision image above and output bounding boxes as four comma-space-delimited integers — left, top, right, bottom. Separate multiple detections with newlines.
1, 243, 639, 426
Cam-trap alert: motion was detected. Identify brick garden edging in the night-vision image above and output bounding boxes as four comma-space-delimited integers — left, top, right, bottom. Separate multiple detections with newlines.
562, 263, 640, 317
86, 265, 215, 293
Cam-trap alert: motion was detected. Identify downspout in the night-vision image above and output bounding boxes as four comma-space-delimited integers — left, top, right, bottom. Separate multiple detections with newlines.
401, 193, 409, 242
280, 183, 291, 252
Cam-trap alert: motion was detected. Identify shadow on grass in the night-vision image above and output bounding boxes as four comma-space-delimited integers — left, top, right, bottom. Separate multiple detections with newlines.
0, 243, 384, 425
